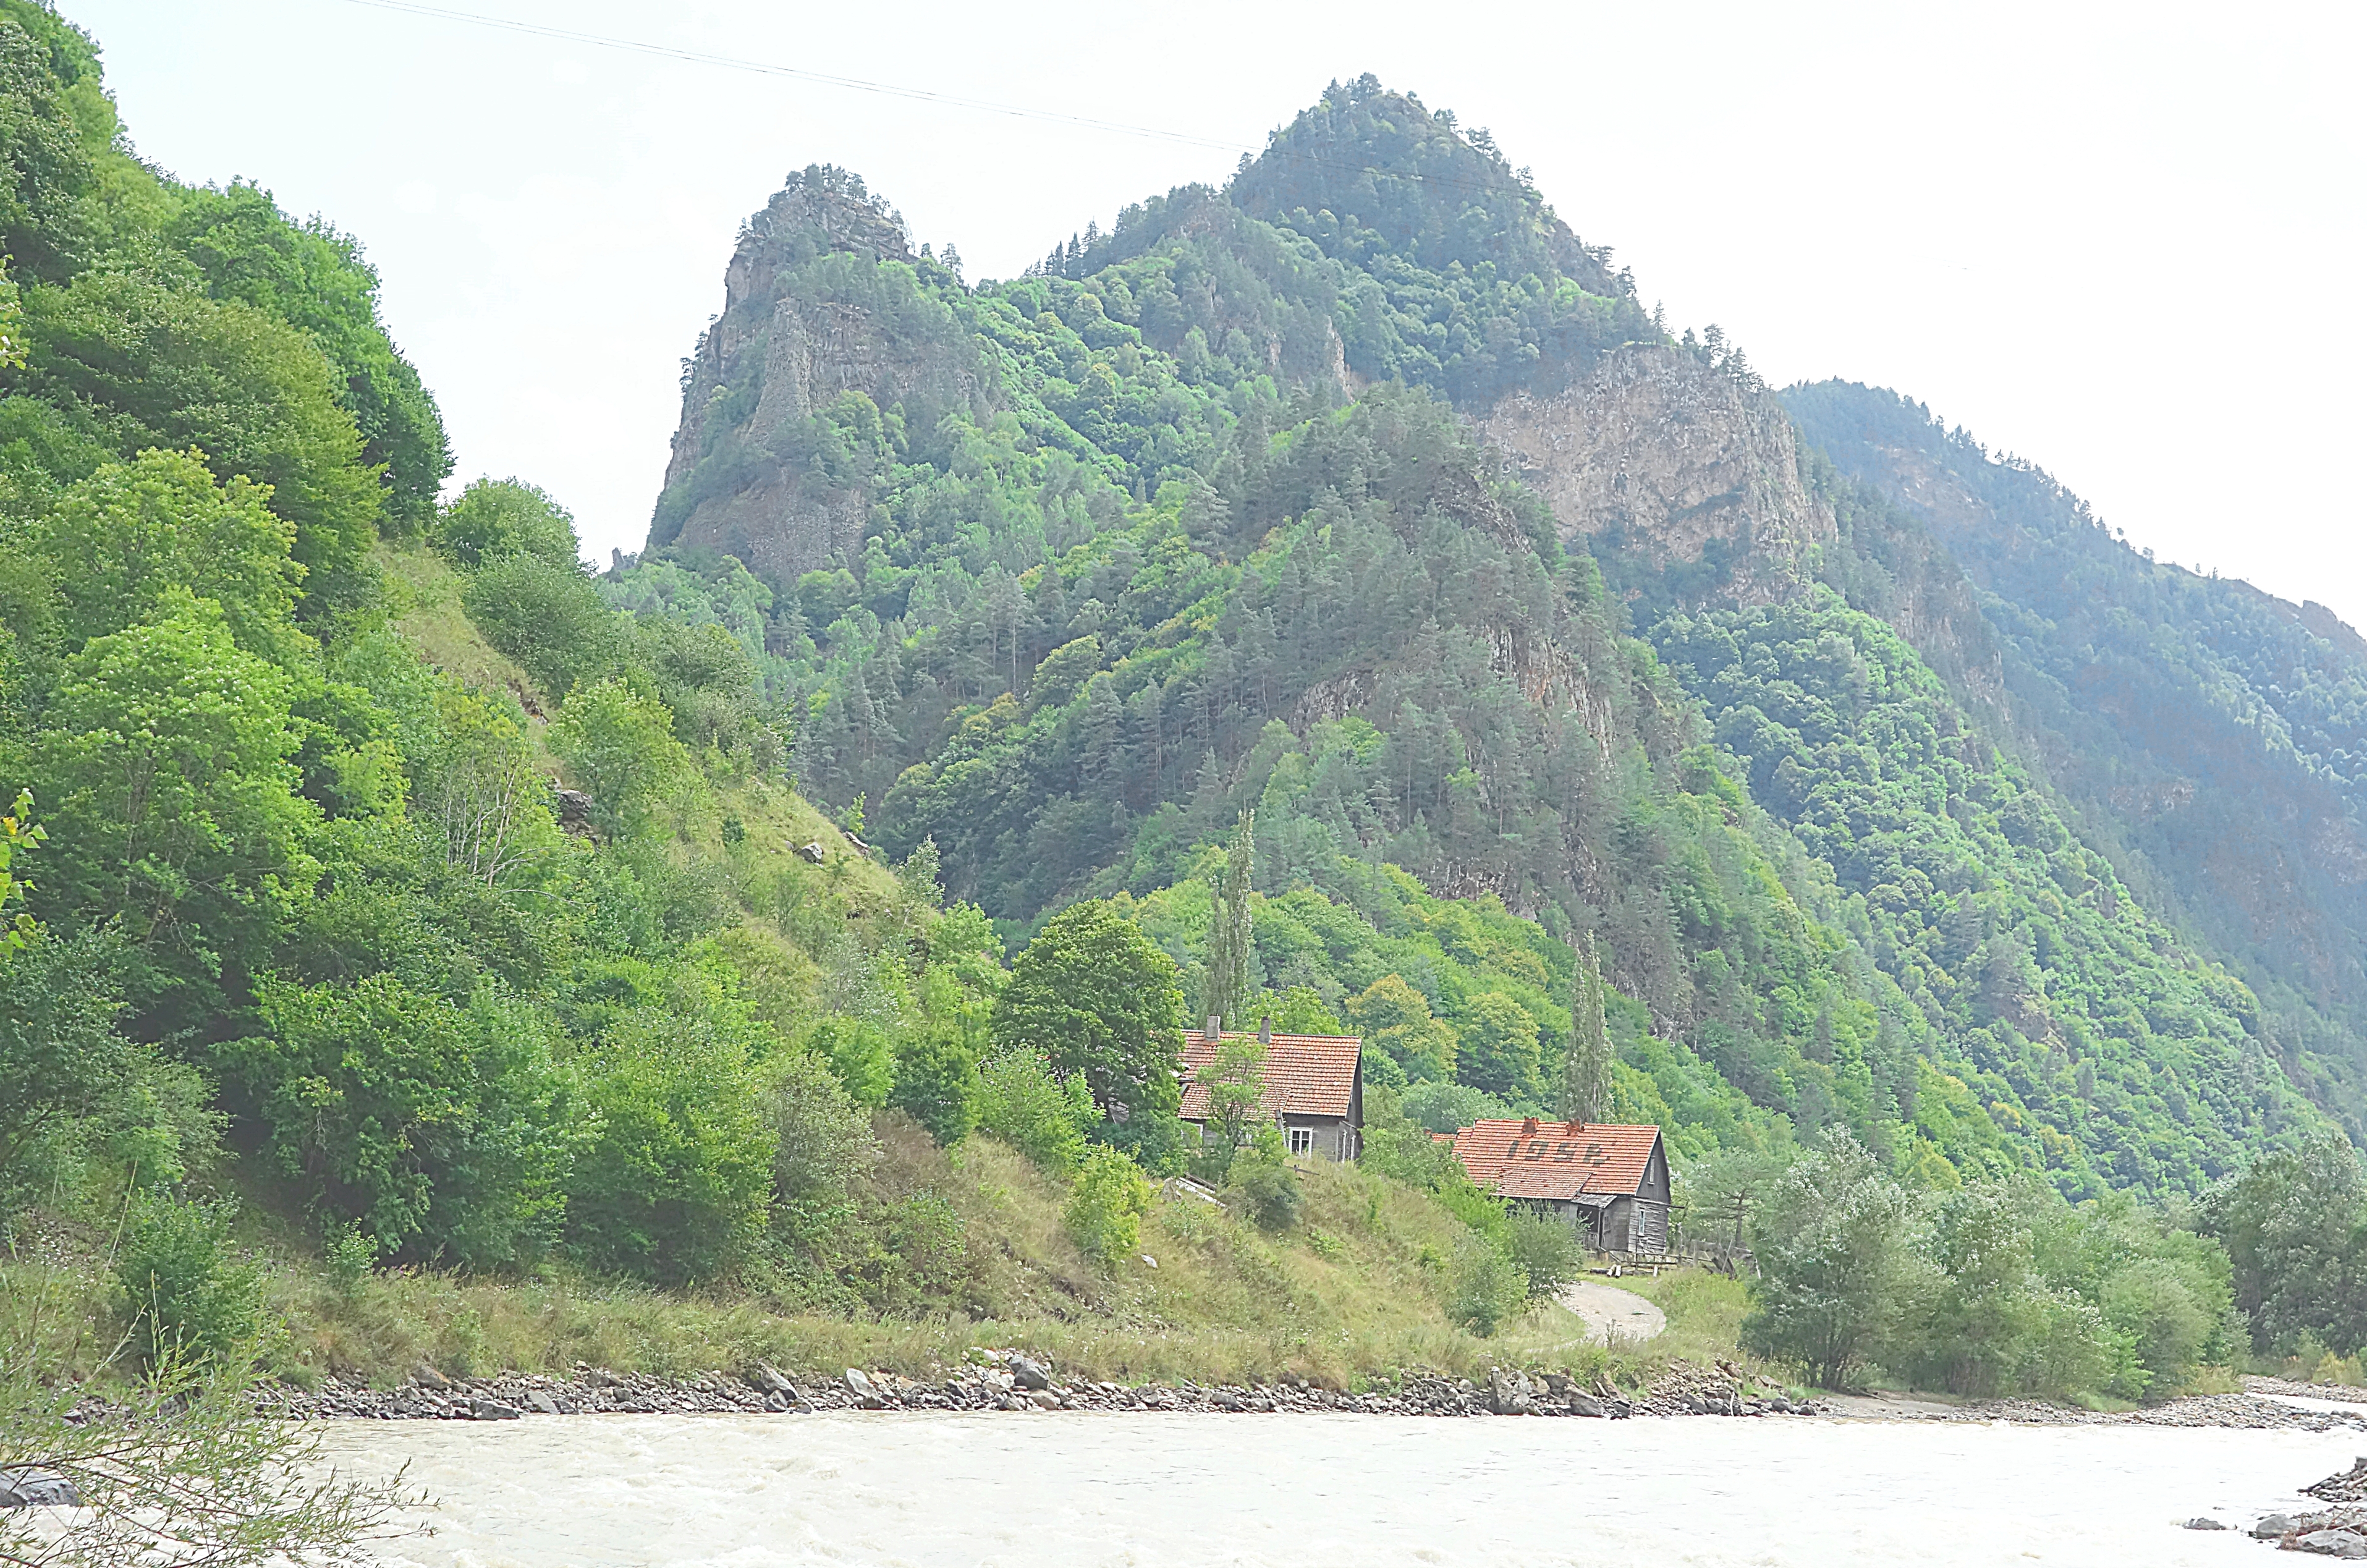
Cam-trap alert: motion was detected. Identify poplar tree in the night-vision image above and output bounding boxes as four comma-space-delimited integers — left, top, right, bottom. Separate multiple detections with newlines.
1559, 931, 1612, 1124
1201, 810, 1254, 1028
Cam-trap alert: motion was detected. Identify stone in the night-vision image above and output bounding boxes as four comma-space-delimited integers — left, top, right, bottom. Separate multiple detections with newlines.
2182, 1517, 2227, 1530
0, 1469, 80, 1508
412, 1361, 454, 1390
468, 1398, 521, 1421
1568, 1392, 1608, 1418
1487, 1368, 1538, 1416
1009, 1356, 1052, 1391
527, 1392, 561, 1416
2294, 1529, 2367, 1558
749, 1362, 795, 1396
1027, 1389, 1060, 1410
554, 789, 595, 825
2258, 1516, 2299, 1539
843, 1368, 884, 1408
794, 841, 826, 865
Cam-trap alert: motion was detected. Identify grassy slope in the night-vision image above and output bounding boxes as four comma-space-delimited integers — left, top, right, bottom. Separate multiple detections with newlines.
6, 543, 1752, 1393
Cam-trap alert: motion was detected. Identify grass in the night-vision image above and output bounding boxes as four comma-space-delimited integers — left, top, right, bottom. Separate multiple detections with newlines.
6, 1136, 1758, 1398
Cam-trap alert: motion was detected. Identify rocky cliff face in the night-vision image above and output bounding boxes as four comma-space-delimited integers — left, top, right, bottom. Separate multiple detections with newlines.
1481, 346, 1835, 608
653, 170, 988, 583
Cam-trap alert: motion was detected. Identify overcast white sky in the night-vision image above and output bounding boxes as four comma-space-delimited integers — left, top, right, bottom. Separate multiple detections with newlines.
72, 0, 2367, 624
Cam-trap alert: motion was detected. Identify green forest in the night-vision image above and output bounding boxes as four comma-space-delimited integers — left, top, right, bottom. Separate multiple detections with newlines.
1, 16, 2364, 1533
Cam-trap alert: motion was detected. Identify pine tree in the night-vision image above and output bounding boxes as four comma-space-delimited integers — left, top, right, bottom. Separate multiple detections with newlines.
1560, 931, 1612, 1124
1202, 810, 1255, 1028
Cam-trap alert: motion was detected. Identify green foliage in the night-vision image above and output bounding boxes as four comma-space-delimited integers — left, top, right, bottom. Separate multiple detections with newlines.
0, 928, 210, 1226
1742, 1129, 1918, 1389
1227, 1138, 1303, 1232
231, 976, 574, 1266
432, 477, 579, 569
2197, 1135, 2367, 1355
1456, 990, 1542, 1101
463, 551, 626, 698
0, 787, 43, 962
1064, 1144, 1152, 1269
1347, 974, 1459, 1083
1502, 1207, 1582, 1302
805, 1014, 893, 1108
1560, 933, 1612, 1124
887, 1024, 978, 1145
1201, 810, 1254, 1027
564, 1007, 773, 1285
1190, 1033, 1266, 1182
973, 1052, 1093, 1176
1446, 1229, 1526, 1336
991, 898, 1185, 1122
549, 677, 697, 838
114, 1193, 261, 1373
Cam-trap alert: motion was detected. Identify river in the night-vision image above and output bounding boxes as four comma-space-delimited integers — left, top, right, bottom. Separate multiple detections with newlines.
321, 1409, 2356, 1567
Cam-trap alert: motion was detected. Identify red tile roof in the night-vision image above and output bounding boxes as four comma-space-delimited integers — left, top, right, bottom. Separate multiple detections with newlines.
1178, 1032, 1361, 1121
1447, 1119, 1664, 1200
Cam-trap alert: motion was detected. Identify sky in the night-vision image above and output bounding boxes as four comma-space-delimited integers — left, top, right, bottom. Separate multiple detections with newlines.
69, 0, 2367, 623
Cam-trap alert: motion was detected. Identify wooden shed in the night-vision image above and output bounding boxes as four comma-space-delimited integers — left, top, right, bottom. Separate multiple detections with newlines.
1178, 1023, 1363, 1161
1446, 1119, 1670, 1254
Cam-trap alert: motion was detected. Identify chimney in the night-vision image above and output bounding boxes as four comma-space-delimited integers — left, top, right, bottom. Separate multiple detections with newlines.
1521, 1116, 1539, 1136
1258, 1015, 1272, 1045
1205, 1015, 1222, 1041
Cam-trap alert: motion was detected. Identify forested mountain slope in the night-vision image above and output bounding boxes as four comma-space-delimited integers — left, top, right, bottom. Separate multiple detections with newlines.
1785, 380, 2367, 1135
626, 77, 2327, 1192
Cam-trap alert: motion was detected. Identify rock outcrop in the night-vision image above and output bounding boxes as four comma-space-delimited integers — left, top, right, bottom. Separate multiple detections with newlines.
1482, 345, 1835, 608
651, 167, 989, 583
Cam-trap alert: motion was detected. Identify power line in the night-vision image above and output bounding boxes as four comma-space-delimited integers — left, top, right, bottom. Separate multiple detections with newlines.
332, 0, 1244, 153
325, 0, 1536, 209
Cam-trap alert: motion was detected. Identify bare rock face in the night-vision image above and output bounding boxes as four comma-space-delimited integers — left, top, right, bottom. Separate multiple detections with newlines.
1482, 345, 1834, 608
653, 169, 989, 583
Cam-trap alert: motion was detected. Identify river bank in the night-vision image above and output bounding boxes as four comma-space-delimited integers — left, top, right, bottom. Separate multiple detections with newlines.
255, 1352, 2367, 1431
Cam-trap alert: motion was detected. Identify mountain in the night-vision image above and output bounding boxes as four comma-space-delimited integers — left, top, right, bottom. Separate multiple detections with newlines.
1785, 381, 2367, 1137
623, 76, 2340, 1193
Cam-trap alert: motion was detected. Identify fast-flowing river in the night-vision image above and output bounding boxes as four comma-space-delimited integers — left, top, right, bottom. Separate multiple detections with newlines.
321, 1410, 2354, 1567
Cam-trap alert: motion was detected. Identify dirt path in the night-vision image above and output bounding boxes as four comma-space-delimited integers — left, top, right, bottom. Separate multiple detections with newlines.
1555, 1279, 1667, 1346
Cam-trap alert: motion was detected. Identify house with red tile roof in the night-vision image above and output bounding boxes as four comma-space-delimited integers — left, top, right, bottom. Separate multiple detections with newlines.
1179, 1019, 1363, 1162
1444, 1119, 1670, 1253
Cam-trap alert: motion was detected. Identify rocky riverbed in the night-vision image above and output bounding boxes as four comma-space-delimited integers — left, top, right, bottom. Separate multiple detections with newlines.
237, 1351, 2367, 1431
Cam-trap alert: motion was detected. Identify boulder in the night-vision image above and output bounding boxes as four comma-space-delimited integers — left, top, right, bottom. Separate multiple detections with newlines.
843, 1368, 884, 1408
794, 841, 826, 865
0, 1469, 80, 1508
1568, 1392, 1609, 1418
1027, 1389, 1060, 1410
1486, 1368, 1537, 1416
1009, 1356, 1052, 1392
2259, 1516, 2300, 1539
2294, 1529, 2367, 1559
527, 1392, 561, 1416
2183, 1517, 2227, 1530
748, 1362, 796, 1396
468, 1398, 521, 1421
412, 1361, 454, 1391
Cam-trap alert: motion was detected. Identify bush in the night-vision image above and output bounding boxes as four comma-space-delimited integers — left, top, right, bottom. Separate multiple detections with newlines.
432, 477, 579, 569
1064, 1146, 1153, 1271
464, 551, 627, 699
233, 976, 576, 1267
1397, 1079, 1518, 1135
1504, 1208, 1582, 1302
805, 1015, 894, 1108
1741, 1128, 1916, 1389
1227, 1150, 1303, 1232
114, 1194, 262, 1372
1447, 1231, 1527, 1336
889, 1025, 978, 1145
565, 1009, 773, 1284
763, 1046, 876, 1249
974, 1053, 1093, 1176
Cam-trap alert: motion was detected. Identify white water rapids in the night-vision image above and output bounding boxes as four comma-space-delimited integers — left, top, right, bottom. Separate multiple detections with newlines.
320, 1409, 2358, 1567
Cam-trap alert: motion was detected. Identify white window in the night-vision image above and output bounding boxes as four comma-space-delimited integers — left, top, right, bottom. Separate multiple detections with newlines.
1288, 1126, 1315, 1156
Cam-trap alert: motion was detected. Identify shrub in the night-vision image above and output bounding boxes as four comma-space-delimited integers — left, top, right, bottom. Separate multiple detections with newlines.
805, 1014, 894, 1108
1064, 1146, 1152, 1270
1504, 1209, 1582, 1302
974, 1053, 1093, 1176
462, 551, 627, 699
431, 477, 579, 569
1447, 1231, 1527, 1336
565, 1009, 773, 1284
1226, 1130, 1303, 1232
888, 1025, 977, 1145
763, 1046, 876, 1248
1740, 1128, 1916, 1389
114, 1194, 262, 1372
